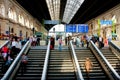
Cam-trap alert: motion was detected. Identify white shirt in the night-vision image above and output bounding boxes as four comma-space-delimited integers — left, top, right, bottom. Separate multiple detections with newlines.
16, 42, 22, 49
12, 41, 17, 47
99, 37, 102, 42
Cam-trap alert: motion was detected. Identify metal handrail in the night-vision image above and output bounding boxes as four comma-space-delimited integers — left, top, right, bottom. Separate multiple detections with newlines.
41, 40, 51, 80
0, 40, 9, 49
90, 41, 120, 80
109, 41, 120, 53
1, 41, 30, 80
69, 41, 84, 80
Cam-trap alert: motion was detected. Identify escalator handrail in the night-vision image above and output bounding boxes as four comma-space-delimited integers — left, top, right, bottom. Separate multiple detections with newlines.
41, 40, 51, 80
69, 41, 84, 80
90, 40, 120, 79
0, 40, 9, 49
1, 41, 30, 80
109, 41, 120, 53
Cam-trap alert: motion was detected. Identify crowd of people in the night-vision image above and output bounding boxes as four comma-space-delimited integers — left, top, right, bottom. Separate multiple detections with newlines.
48, 34, 111, 51
0, 33, 29, 73
29, 36, 40, 46
0, 33, 47, 73
0, 33, 114, 77
70, 35, 110, 48
48, 34, 113, 79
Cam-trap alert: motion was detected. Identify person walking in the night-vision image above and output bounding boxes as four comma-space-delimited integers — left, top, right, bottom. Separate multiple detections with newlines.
76, 36, 80, 47
1, 45, 9, 62
36, 37, 40, 46
50, 35, 55, 50
21, 53, 28, 75
65, 37, 68, 46
85, 58, 93, 79
58, 37, 62, 51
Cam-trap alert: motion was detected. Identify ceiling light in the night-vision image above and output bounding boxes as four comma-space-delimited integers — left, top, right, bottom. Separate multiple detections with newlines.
62, 0, 84, 23
46, 0, 60, 20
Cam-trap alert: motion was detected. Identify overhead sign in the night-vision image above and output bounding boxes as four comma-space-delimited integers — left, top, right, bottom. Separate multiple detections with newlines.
66, 24, 77, 33
78, 24, 89, 33
44, 20, 60, 24
100, 20, 112, 25
65, 24, 89, 33
35, 32, 42, 35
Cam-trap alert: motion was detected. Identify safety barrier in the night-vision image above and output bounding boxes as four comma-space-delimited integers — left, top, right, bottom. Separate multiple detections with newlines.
69, 40, 84, 80
109, 41, 120, 58
0, 40, 9, 49
1, 41, 30, 80
90, 41, 120, 80
41, 40, 50, 80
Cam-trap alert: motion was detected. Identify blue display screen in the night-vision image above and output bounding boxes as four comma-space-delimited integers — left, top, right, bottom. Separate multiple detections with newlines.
66, 24, 77, 33
78, 24, 88, 33
65, 24, 88, 33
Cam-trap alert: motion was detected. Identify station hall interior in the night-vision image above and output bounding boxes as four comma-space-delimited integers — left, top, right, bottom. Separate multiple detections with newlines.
0, 0, 120, 80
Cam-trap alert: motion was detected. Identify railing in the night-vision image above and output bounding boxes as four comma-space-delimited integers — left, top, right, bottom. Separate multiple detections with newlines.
1, 41, 30, 80
109, 41, 120, 57
69, 41, 84, 80
41, 40, 51, 80
0, 40, 9, 49
90, 40, 120, 80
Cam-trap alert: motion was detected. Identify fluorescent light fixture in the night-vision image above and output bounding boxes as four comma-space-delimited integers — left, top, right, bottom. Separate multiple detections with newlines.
46, 0, 60, 20
62, 0, 84, 23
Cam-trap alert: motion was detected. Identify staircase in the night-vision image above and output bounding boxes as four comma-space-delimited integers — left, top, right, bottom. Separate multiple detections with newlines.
100, 47, 120, 75
15, 47, 46, 80
0, 55, 4, 78
75, 48, 109, 80
47, 49, 76, 80
0, 42, 13, 79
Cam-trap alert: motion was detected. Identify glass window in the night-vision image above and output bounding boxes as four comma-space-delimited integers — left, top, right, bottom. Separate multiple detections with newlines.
25, 19, 29, 28
30, 22, 33, 29
18, 14, 21, 23
62, 0, 84, 23
8, 8, 13, 19
0, 4, 5, 17
13, 11, 17, 22
8, 8, 17, 22
46, 0, 60, 20
112, 15, 117, 23
18, 14, 24, 25
21, 16, 24, 25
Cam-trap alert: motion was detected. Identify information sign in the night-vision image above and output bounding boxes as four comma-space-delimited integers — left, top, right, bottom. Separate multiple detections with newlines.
66, 24, 77, 32
100, 20, 112, 25
78, 24, 88, 33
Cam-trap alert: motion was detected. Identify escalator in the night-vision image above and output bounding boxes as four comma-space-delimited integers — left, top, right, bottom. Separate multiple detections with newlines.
100, 47, 120, 75
47, 49, 76, 80
75, 48, 109, 80
15, 47, 46, 80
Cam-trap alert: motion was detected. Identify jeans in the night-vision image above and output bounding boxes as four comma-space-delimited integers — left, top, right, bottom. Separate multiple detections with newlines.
59, 44, 62, 51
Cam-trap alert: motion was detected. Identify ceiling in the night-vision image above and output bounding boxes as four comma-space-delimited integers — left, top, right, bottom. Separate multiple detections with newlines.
15, 0, 120, 31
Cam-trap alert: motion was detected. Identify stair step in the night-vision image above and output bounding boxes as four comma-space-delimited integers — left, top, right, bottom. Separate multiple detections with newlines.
16, 77, 41, 80
75, 48, 108, 79
47, 49, 76, 79
47, 77, 75, 80
15, 48, 46, 79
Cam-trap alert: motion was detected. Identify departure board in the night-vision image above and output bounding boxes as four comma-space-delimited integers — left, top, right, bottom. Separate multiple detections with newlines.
66, 24, 77, 33
78, 24, 88, 33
